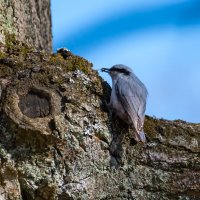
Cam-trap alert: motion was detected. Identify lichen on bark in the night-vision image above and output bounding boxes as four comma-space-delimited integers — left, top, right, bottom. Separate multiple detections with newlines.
0, 46, 199, 200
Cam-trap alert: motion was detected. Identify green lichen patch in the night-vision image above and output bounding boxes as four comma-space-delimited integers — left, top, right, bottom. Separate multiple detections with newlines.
1, 35, 98, 90
5, 33, 33, 56
49, 53, 93, 75
0, 52, 6, 59
144, 116, 161, 139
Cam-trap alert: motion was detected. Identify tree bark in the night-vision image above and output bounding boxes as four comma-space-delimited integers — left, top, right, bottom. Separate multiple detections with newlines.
0, 0, 52, 52
0, 49, 199, 200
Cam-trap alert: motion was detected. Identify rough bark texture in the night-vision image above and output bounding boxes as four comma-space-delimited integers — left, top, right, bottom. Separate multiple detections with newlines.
0, 0, 52, 52
0, 47, 199, 200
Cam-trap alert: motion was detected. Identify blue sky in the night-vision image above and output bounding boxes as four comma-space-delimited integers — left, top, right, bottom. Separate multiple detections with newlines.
51, 0, 200, 123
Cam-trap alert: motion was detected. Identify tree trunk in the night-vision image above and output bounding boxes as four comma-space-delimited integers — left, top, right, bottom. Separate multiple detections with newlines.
0, 2, 199, 200
0, 0, 52, 52
0, 49, 199, 200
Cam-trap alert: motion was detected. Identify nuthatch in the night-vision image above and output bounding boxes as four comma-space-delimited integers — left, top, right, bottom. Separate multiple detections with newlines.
101, 64, 148, 143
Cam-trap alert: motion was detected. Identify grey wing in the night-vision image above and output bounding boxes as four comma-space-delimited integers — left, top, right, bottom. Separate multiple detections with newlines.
115, 75, 148, 128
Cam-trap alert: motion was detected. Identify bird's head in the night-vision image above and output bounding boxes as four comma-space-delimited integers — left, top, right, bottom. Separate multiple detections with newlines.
101, 64, 132, 78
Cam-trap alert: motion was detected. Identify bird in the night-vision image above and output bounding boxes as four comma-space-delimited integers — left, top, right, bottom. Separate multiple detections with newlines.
101, 64, 148, 143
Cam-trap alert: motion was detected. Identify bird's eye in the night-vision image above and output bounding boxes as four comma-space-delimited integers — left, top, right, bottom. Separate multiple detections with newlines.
110, 67, 130, 75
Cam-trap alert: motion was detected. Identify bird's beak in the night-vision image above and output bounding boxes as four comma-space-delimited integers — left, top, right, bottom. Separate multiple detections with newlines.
101, 68, 110, 73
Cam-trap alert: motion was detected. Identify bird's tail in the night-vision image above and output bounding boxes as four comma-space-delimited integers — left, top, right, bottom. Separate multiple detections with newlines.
133, 131, 146, 143
138, 131, 146, 143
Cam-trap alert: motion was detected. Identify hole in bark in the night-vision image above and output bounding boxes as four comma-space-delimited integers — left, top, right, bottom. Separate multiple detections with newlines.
19, 89, 50, 118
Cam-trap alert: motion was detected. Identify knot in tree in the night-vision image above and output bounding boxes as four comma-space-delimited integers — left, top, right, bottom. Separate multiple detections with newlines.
19, 89, 51, 118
